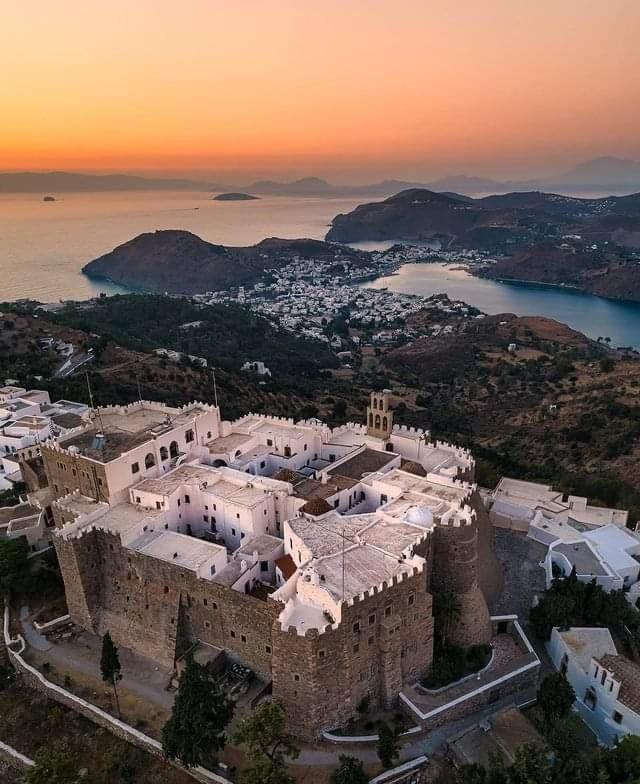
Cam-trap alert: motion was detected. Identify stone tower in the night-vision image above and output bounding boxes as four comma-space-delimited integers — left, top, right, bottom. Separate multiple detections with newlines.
366, 390, 394, 439
430, 512, 492, 648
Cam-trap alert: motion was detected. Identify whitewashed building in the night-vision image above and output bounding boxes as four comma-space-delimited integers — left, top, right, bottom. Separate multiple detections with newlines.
548, 627, 640, 746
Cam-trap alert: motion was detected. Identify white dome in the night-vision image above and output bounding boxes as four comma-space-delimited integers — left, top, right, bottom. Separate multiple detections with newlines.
404, 505, 434, 527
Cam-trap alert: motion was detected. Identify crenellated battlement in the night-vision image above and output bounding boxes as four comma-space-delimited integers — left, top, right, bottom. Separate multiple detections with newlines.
392, 424, 427, 437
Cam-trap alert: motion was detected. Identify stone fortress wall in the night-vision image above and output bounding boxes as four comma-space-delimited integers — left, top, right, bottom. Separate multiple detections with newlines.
45, 392, 495, 740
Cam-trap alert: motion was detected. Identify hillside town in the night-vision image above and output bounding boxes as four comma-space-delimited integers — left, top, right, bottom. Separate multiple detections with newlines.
197, 247, 481, 349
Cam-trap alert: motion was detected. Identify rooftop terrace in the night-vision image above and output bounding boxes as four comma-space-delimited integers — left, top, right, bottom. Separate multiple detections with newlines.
60, 403, 207, 462
327, 447, 396, 482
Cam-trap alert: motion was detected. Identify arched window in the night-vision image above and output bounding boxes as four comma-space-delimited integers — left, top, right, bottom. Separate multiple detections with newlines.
375, 414, 381, 429
169, 441, 179, 459
368, 413, 373, 427
144, 452, 156, 469
382, 416, 388, 431
160, 446, 168, 461
373, 397, 378, 410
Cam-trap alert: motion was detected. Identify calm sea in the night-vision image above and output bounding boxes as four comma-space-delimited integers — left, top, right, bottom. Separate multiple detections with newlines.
2, 191, 639, 348
0, 191, 375, 302
363, 263, 640, 349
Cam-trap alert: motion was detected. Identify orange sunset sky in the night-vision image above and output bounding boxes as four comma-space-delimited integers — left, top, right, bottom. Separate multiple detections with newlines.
2, 0, 639, 182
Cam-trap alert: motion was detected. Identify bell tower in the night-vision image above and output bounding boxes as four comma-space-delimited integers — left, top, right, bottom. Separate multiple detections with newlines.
366, 390, 394, 439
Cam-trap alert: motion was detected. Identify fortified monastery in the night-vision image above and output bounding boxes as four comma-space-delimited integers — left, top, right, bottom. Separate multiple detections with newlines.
37, 392, 508, 739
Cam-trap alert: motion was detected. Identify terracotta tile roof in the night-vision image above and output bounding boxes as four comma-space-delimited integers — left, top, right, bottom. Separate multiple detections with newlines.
294, 476, 354, 501
272, 468, 301, 484
597, 654, 640, 714
300, 497, 333, 516
275, 554, 297, 581
401, 460, 427, 477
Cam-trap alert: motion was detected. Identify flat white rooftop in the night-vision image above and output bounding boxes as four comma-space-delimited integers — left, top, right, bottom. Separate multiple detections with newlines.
311, 544, 415, 602
557, 627, 617, 673
135, 464, 218, 495
134, 530, 225, 572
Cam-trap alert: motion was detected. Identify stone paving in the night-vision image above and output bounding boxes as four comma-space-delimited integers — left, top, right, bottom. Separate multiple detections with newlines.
491, 528, 547, 619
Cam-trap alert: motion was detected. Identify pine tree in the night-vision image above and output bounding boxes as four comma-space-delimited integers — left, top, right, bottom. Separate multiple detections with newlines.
100, 631, 122, 719
234, 702, 298, 784
377, 722, 400, 769
330, 754, 369, 784
537, 672, 575, 728
162, 656, 234, 768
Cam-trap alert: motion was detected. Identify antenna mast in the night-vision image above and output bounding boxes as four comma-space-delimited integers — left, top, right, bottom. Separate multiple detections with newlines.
212, 368, 219, 408
86, 371, 105, 432
342, 525, 345, 603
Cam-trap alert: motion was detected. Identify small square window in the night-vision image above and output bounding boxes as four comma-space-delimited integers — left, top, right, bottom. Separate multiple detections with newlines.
230, 630, 236, 638
318, 649, 326, 659
384, 605, 392, 617
613, 711, 623, 724
368, 613, 376, 625
353, 622, 360, 633
293, 673, 300, 682
131, 462, 140, 474
408, 594, 415, 606
265, 645, 272, 654
241, 634, 247, 643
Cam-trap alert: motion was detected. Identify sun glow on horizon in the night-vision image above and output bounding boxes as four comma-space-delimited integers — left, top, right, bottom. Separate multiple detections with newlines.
2, 0, 639, 180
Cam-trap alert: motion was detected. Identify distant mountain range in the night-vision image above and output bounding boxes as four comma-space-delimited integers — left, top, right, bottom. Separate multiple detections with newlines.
325, 188, 640, 246
3, 156, 640, 196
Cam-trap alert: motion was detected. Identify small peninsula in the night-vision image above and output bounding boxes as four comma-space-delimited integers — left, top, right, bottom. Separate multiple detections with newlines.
213, 192, 259, 201
82, 230, 367, 294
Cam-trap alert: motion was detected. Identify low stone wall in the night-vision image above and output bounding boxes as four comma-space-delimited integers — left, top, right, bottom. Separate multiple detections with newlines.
3, 606, 232, 784
33, 613, 71, 632
322, 724, 424, 746
400, 617, 541, 730
369, 755, 430, 783
0, 740, 34, 773
418, 665, 539, 731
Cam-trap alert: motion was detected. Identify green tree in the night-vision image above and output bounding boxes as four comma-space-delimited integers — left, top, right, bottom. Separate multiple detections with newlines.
507, 744, 552, 784
330, 755, 369, 784
234, 702, 299, 784
100, 631, 123, 719
0, 535, 29, 597
376, 722, 400, 770
537, 672, 575, 728
22, 747, 78, 784
606, 734, 640, 783
454, 762, 486, 784
162, 656, 234, 769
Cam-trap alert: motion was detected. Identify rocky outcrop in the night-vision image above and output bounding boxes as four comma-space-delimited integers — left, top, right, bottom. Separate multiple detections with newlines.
82, 230, 367, 294
212, 192, 259, 201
